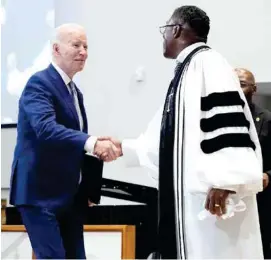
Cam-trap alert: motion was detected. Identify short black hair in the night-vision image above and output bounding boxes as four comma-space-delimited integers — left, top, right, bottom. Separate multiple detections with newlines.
172, 6, 210, 42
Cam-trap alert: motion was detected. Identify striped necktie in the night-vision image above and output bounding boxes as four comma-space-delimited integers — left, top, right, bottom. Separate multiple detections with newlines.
68, 81, 76, 102
68, 81, 83, 131
68, 81, 83, 184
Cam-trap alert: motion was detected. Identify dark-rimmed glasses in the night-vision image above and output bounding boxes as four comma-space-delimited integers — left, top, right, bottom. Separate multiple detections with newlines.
159, 24, 183, 35
240, 81, 256, 88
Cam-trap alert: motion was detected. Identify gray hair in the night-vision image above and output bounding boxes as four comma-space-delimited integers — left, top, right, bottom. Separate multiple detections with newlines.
51, 23, 85, 46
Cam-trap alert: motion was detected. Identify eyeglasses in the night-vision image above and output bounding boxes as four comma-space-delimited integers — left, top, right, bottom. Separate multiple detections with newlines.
159, 24, 183, 35
240, 81, 256, 88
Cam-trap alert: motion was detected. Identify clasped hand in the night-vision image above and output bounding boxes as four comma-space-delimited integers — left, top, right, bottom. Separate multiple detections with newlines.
205, 188, 235, 216
94, 137, 123, 162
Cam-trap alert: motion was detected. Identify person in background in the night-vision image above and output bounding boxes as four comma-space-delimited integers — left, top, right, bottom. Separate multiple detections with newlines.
235, 68, 271, 259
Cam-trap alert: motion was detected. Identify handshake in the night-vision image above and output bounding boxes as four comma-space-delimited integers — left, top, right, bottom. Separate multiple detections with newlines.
93, 136, 123, 162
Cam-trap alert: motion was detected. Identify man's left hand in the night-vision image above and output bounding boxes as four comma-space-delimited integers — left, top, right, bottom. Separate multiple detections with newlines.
205, 188, 235, 216
263, 173, 269, 190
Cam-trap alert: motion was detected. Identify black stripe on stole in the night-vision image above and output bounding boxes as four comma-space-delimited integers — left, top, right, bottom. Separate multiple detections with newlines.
201, 133, 256, 154
200, 112, 250, 132
201, 91, 245, 111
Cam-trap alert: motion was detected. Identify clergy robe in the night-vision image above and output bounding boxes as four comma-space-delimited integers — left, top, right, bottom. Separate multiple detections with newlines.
122, 42, 264, 259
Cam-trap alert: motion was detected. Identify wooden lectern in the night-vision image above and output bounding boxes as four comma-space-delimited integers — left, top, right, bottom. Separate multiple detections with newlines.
2, 224, 135, 259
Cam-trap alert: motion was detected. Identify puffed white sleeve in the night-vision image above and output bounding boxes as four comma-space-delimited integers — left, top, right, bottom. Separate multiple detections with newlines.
194, 51, 263, 196
122, 106, 163, 184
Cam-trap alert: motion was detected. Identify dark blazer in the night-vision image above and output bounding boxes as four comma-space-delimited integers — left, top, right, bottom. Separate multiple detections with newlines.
10, 64, 103, 209
251, 103, 271, 177
251, 103, 271, 258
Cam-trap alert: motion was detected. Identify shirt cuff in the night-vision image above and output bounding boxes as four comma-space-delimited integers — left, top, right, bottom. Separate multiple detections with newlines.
84, 136, 98, 157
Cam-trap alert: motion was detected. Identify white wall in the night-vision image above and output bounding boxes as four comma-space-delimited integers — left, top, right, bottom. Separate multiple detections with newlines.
2, 0, 271, 201
54, 0, 170, 187
1, 128, 17, 188
182, 0, 271, 83
55, 0, 271, 186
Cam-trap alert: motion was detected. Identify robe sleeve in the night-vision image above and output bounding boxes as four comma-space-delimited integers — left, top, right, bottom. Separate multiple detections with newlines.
192, 51, 263, 196
121, 106, 163, 185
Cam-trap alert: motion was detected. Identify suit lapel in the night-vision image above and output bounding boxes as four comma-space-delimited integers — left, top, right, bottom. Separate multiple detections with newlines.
47, 64, 80, 129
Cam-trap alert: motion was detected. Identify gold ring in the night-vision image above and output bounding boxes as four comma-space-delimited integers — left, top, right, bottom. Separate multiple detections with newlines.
214, 204, 220, 207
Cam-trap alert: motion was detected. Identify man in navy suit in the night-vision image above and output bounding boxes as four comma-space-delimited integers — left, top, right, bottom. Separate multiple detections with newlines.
9, 23, 120, 259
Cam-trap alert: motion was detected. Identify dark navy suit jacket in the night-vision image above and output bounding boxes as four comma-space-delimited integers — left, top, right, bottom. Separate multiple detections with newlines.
10, 64, 103, 210
251, 103, 271, 258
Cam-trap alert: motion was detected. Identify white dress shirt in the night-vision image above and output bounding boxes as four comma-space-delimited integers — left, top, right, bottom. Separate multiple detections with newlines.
51, 62, 97, 155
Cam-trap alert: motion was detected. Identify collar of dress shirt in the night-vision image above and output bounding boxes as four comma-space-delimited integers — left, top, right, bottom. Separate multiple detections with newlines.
176, 42, 206, 64
51, 61, 72, 86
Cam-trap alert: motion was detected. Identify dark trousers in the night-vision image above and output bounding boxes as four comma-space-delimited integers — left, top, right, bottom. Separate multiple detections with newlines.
18, 204, 86, 259
257, 188, 271, 259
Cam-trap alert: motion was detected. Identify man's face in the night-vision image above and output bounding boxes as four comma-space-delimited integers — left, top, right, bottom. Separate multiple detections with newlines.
160, 19, 179, 59
56, 29, 88, 76
235, 69, 256, 102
